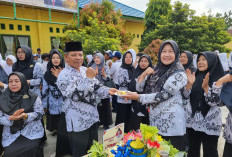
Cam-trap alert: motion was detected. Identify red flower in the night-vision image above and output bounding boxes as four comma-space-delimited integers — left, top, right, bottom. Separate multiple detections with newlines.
147, 140, 160, 149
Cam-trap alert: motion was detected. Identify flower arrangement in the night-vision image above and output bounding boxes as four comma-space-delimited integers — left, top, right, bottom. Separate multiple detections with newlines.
87, 124, 185, 157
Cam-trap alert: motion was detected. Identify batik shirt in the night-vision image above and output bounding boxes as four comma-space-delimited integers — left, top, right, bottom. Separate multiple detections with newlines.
0, 97, 44, 147
136, 71, 187, 136
224, 113, 232, 144
117, 67, 132, 104
183, 83, 222, 136
181, 87, 192, 128
57, 65, 109, 132
30, 62, 44, 98
42, 78, 63, 115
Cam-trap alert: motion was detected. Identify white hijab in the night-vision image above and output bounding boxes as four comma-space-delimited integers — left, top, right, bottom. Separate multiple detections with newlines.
128, 49, 137, 64
3, 55, 16, 75
228, 52, 232, 68
193, 54, 197, 68
218, 53, 229, 71
86, 55, 93, 63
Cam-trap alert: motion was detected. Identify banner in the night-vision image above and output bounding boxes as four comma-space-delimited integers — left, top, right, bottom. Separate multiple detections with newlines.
103, 123, 124, 150
1, 0, 78, 12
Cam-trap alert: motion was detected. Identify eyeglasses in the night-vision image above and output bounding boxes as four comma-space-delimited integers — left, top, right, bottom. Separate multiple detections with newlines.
17, 51, 25, 55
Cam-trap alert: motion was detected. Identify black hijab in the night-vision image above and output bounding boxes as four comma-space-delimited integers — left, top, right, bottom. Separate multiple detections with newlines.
0, 72, 37, 134
128, 55, 153, 116
128, 55, 153, 92
44, 49, 65, 87
190, 51, 225, 117
121, 51, 135, 80
180, 50, 196, 72
12, 45, 36, 80
0, 65, 8, 84
144, 40, 184, 94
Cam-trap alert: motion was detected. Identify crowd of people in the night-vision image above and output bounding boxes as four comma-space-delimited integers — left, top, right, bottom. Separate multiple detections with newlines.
0, 40, 232, 157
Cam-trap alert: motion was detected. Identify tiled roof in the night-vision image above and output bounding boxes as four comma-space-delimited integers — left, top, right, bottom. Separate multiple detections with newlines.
78, 0, 145, 19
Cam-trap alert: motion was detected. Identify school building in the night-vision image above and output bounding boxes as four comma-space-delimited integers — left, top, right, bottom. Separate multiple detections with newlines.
0, 0, 145, 58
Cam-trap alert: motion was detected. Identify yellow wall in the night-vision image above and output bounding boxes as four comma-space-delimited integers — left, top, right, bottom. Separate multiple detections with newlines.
0, 4, 72, 56
123, 20, 145, 52
0, 3, 145, 56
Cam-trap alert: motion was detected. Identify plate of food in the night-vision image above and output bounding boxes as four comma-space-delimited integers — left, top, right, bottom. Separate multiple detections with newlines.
115, 91, 127, 96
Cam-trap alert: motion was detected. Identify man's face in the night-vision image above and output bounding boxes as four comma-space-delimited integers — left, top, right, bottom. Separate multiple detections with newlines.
65, 51, 84, 69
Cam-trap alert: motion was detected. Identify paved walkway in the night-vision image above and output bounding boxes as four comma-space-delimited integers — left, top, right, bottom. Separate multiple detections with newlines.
44, 107, 229, 157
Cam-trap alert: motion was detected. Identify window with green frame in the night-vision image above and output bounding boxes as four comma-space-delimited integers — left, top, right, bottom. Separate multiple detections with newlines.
0, 35, 31, 58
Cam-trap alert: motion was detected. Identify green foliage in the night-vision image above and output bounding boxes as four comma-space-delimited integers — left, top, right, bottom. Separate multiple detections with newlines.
62, 0, 133, 52
143, 39, 163, 64
140, 1, 232, 53
87, 140, 107, 157
144, 0, 172, 32
216, 10, 232, 30
60, 16, 120, 54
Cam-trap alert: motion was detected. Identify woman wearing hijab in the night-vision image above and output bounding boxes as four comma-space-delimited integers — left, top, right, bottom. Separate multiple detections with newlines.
179, 51, 196, 72
42, 49, 64, 134
0, 72, 44, 157
12, 45, 44, 98
215, 72, 232, 157
179, 50, 196, 149
128, 54, 152, 131
3, 55, 17, 76
183, 51, 225, 157
91, 53, 113, 130
122, 40, 187, 151
115, 51, 135, 133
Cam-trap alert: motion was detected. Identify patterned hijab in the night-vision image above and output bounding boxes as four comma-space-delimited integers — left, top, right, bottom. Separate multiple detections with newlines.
144, 40, 184, 94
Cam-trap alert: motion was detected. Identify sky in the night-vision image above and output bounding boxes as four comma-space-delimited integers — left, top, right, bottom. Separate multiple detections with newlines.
115, 0, 232, 16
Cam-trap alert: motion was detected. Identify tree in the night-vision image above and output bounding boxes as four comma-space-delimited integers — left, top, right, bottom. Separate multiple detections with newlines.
216, 10, 232, 30
144, 0, 172, 32
139, 1, 232, 53
143, 39, 163, 64
139, 0, 171, 51
60, 15, 120, 54
62, 0, 134, 52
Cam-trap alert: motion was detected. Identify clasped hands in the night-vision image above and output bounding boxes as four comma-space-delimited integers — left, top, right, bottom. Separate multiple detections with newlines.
9, 109, 28, 121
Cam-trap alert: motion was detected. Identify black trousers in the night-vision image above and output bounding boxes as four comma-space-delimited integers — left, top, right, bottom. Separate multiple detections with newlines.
68, 123, 98, 157
3, 135, 43, 157
129, 111, 149, 131
115, 103, 132, 133
162, 135, 187, 152
187, 128, 219, 157
0, 125, 3, 155
223, 141, 232, 157
56, 113, 72, 157
98, 98, 113, 126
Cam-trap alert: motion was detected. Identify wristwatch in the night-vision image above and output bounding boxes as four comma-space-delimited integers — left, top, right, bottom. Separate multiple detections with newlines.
23, 114, 28, 120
